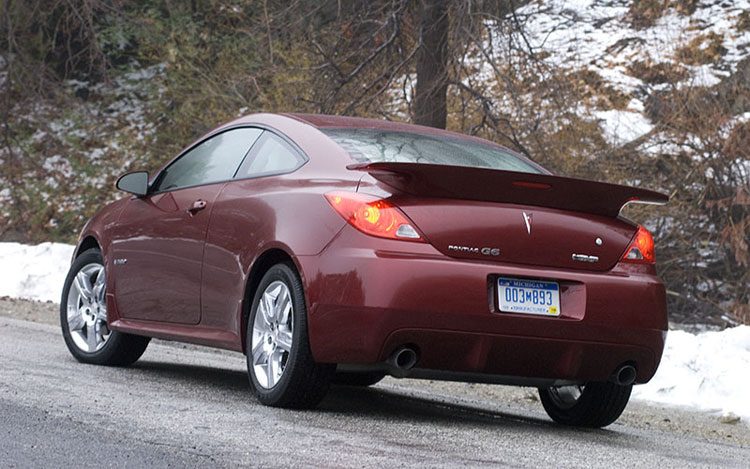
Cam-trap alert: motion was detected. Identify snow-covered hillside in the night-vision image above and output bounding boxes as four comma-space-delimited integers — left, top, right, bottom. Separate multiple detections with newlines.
518, 0, 750, 147
1, 241, 748, 424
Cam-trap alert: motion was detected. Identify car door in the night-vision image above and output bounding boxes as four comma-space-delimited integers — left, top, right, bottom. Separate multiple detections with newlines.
110, 127, 263, 324
200, 131, 307, 332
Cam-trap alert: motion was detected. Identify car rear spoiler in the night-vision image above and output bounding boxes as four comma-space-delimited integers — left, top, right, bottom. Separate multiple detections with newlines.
347, 162, 669, 218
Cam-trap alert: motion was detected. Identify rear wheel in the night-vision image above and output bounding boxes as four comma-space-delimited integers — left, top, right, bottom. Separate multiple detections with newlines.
246, 263, 334, 408
60, 248, 150, 366
538, 382, 632, 428
333, 370, 386, 387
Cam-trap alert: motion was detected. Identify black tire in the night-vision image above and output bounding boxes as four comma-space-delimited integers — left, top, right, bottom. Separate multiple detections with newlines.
538, 382, 632, 428
60, 248, 150, 366
332, 371, 386, 387
246, 262, 335, 408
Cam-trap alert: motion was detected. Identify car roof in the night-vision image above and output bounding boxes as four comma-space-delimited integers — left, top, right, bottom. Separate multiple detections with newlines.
224, 112, 514, 150
207, 112, 545, 174
283, 113, 439, 130
280, 113, 545, 171
283, 113, 491, 142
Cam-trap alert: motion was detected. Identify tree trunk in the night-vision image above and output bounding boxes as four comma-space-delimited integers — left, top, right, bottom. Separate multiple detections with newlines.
413, 0, 449, 129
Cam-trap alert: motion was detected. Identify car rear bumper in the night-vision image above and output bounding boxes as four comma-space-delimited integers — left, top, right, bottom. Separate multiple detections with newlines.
299, 227, 668, 384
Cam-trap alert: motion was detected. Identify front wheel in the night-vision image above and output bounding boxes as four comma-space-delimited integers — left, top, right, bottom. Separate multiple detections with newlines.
538, 382, 632, 428
60, 248, 150, 366
246, 263, 334, 408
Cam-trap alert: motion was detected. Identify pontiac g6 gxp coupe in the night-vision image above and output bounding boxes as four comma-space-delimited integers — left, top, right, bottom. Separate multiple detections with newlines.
61, 113, 668, 427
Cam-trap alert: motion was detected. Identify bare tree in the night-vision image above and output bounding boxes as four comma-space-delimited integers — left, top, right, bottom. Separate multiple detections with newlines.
413, 0, 449, 128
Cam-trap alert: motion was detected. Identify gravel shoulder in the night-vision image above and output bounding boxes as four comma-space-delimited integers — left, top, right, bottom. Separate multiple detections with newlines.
1, 297, 748, 467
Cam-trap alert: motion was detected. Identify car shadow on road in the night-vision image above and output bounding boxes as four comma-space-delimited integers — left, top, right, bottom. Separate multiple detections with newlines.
321, 385, 642, 448
323, 384, 548, 427
129, 360, 630, 442
132, 360, 250, 393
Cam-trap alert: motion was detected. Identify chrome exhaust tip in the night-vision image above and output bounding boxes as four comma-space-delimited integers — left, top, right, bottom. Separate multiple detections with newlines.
387, 346, 418, 376
611, 364, 637, 386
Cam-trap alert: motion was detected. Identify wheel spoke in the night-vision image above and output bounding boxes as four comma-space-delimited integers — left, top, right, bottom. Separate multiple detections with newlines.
67, 312, 85, 331
282, 307, 292, 327
86, 325, 98, 351
251, 340, 266, 366
276, 330, 293, 352
93, 269, 106, 301
255, 303, 267, 332
261, 293, 274, 325
266, 354, 275, 387
74, 271, 93, 300
275, 288, 291, 322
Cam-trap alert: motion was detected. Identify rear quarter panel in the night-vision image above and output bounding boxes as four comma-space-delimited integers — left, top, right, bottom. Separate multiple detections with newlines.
198, 170, 356, 335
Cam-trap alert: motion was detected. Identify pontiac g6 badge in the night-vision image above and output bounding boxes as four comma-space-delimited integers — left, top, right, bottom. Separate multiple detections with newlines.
448, 245, 500, 256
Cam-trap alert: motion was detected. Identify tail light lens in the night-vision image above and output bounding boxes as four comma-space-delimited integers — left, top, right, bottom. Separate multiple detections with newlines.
621, 225, 655, 263
325, 191, 425, 242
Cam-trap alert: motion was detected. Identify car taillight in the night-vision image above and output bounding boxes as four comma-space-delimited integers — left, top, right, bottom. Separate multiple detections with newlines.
325, 191, 425, 242
621, 225, 655, 263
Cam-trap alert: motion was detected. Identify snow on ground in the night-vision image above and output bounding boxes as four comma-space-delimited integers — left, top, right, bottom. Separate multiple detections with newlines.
0, 242, 74, 303
633, 327, 750, 422
0, 241, 748, 422
595, 108, 654, 145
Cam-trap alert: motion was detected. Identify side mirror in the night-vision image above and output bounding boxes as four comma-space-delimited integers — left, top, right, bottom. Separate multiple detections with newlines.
116, 171, 149, 196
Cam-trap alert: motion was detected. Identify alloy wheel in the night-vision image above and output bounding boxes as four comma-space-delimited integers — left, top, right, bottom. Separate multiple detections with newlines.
250, 281, 294, 389
547, 385, 585, 410
65, 262, 110, 352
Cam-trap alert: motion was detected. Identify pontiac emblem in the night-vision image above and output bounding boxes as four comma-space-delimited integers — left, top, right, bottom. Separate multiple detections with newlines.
522, 212, 532, 235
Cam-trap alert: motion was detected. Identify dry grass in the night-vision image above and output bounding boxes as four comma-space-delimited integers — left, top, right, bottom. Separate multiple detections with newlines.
675, 32, 728, 66
627, 60, 689, 85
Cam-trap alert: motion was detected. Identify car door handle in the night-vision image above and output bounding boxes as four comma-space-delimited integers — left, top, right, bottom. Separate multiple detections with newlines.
187, 199, 207, 214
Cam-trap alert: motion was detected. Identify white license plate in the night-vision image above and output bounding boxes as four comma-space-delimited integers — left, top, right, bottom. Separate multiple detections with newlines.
497, 278, 560, 316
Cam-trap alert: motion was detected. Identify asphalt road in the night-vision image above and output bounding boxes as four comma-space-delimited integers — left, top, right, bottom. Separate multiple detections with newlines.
1, 300, 749, 468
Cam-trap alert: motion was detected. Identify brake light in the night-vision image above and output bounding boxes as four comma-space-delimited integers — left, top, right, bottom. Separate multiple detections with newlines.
621, 225, 655, 263
325, 191, 425, 242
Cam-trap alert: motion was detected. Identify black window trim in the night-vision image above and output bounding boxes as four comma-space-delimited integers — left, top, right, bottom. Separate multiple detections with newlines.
148, 124, 309, 195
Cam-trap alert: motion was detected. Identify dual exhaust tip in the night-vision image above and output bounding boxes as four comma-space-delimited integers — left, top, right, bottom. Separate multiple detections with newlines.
387, 346, 418, 376
611, 364, 637, 386
387, 346, 637, 386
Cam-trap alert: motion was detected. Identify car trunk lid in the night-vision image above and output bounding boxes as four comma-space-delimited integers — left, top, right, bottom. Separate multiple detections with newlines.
351, 162, 667, 271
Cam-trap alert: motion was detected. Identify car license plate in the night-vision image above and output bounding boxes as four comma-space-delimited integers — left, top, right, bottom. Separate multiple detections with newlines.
497, 278, 560, 316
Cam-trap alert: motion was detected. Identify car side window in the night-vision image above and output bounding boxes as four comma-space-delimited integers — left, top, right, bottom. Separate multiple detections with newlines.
235, 131, 305, 179
153, 127, 263, 192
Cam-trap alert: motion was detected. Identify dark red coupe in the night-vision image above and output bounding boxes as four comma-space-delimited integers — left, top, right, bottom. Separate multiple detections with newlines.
61, 113, 668, 427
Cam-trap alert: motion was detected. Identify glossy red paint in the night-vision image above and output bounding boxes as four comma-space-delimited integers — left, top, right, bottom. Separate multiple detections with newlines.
300, 224, 666, 383
349, 161, 668, 218
75, 112, 669, 385
111, 183, 224, 325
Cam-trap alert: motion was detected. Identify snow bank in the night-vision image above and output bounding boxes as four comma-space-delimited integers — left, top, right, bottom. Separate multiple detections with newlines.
0, 242, 75, 303
0, 242, 748, 422
633, 327, 750, 422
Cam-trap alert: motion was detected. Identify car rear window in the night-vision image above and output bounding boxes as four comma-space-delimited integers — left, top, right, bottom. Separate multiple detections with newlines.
322, 128, 542, 174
